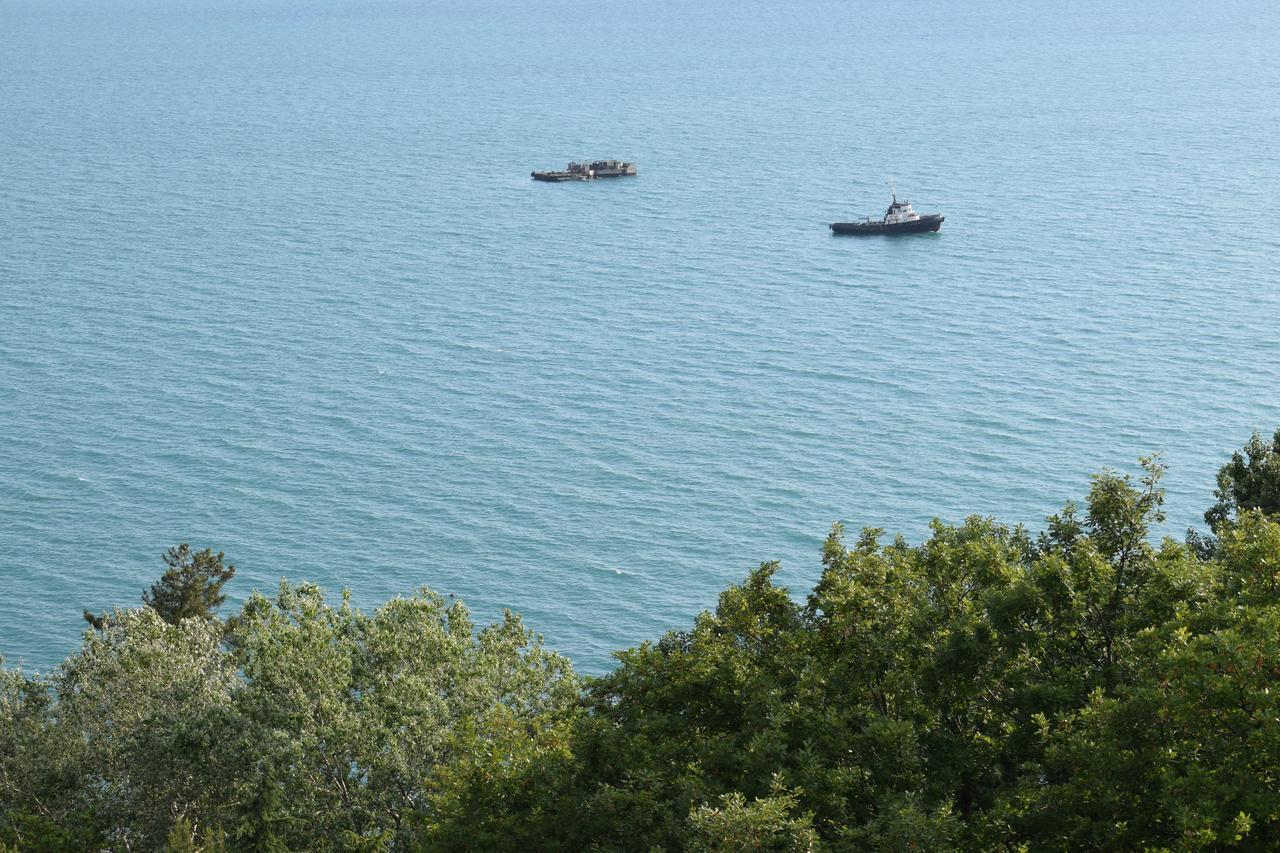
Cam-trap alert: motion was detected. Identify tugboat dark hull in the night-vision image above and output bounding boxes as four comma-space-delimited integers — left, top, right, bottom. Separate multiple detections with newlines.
830, 214, 944, 235
531, 171, 589, 182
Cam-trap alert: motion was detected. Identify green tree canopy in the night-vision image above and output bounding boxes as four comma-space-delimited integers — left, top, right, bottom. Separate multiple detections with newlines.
1205, 429, 1280, 534
6, 586, 579, 850
11, 431, 1280, 850
546, 458, 1261, 850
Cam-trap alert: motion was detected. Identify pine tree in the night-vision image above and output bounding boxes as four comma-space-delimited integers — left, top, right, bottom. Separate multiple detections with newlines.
142, 544, 236, 624
83, 544, 236, 629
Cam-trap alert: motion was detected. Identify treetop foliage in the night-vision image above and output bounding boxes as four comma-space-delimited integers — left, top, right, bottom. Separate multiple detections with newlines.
1206, 428, 1280, 533
6, 429, 1280, 850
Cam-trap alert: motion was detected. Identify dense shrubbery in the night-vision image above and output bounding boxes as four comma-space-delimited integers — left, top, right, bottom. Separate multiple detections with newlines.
4, 432, 1280, 850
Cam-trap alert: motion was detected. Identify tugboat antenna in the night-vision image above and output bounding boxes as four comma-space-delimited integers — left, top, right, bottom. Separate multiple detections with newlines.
886, 176, 897, 203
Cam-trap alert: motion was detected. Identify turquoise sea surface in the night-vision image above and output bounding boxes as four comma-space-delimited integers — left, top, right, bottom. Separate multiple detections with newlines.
2, 0, 1279, 673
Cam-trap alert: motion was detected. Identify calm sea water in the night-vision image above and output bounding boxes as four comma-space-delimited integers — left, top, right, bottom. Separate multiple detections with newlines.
2, 0, 1279, 673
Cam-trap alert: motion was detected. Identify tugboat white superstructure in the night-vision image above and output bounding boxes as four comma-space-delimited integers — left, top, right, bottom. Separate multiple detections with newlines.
830, 180, 944, 235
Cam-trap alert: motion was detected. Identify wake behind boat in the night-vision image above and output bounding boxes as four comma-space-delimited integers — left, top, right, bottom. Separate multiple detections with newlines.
830, 181, 943, 235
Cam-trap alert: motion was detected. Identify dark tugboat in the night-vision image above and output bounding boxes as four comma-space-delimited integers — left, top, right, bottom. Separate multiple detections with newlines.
531, 160, 637, 182
830, 181, 943, 235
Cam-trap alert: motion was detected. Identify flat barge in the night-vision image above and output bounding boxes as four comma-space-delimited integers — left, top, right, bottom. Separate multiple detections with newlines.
532, 160, 637, 182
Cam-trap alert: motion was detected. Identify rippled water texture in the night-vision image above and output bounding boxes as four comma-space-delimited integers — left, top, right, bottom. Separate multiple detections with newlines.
2, 0, 1279, 672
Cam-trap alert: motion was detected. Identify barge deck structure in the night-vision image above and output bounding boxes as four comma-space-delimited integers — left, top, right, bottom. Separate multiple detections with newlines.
532, 160, 637, 182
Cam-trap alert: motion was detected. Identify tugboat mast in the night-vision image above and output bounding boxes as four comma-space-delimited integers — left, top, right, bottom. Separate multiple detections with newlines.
886, 177, 898, 204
